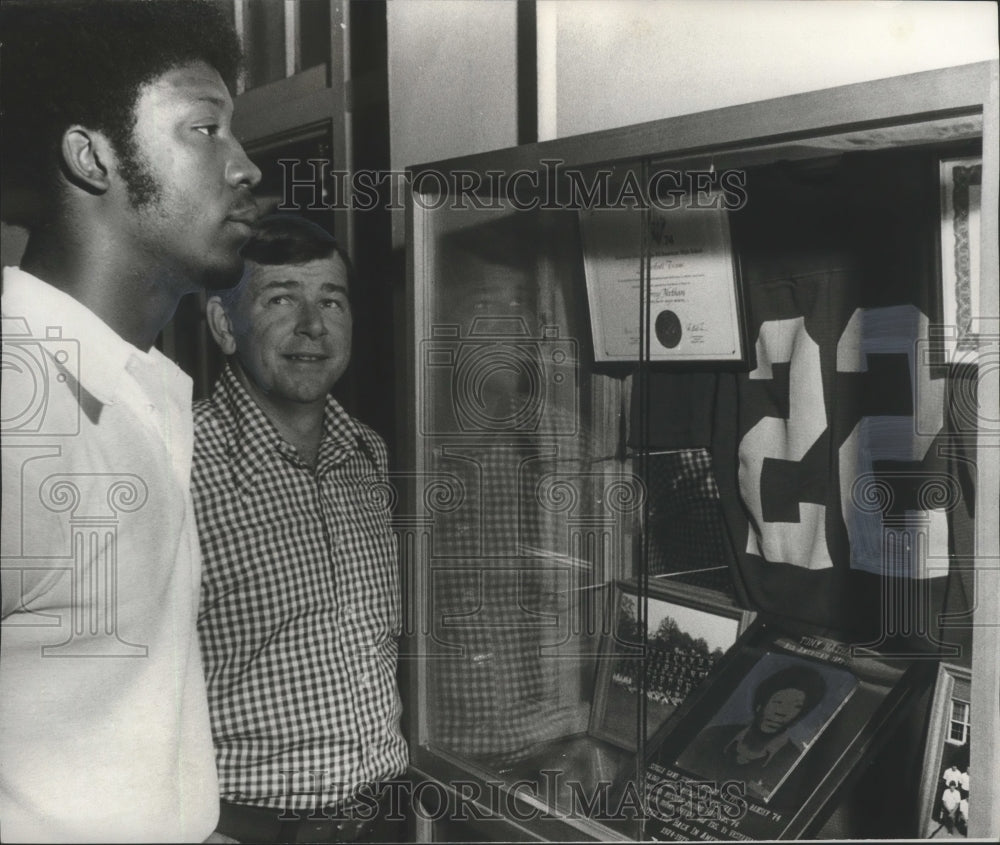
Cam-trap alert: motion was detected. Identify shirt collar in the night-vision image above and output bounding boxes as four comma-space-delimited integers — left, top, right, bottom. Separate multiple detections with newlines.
212, 363, 373, 496
1, 265, 182, 407
726, 725, 789, 767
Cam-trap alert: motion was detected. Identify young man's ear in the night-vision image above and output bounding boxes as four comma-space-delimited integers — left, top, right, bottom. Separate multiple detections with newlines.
60, 126, 114, 194
206, 297, 238, 356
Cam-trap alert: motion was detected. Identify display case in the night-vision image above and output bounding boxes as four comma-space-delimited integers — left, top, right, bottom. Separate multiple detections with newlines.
401, 62, 998, 841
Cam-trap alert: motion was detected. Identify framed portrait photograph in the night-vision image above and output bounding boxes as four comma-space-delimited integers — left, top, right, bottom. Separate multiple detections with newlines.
589, 580, 754, 752
636, 620, 937, 841
674, 652, 858, 803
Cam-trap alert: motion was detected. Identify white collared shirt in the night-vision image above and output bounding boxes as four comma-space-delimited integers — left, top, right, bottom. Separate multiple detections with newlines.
1, 267, 218, 842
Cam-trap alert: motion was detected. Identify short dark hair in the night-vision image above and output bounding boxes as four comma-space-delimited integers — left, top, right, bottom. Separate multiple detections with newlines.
240, 214, 352, 270
752, 664, 827, 721
1, 0, 242, 227
219, 214, 355, 308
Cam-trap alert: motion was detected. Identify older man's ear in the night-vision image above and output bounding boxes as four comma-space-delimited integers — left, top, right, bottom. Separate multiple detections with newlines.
206, 297, 238, 356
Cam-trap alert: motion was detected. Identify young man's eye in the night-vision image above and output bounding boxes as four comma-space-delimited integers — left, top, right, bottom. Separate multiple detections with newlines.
268, 295, 291, 306
321, 299, 348, 311
194, 124, 220, 137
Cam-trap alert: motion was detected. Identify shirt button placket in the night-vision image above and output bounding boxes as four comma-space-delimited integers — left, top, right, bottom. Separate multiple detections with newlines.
314, 480, 336, 557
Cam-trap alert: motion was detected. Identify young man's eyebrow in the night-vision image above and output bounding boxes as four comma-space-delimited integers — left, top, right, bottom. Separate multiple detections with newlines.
193, 94, 228, 108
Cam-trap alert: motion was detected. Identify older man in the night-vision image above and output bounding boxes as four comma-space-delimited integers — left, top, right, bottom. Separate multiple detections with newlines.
193, 215, 407, 843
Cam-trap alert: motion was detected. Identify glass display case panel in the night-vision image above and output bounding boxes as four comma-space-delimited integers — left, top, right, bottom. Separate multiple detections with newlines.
410, 183, 650, 836
407, 163, 760, 837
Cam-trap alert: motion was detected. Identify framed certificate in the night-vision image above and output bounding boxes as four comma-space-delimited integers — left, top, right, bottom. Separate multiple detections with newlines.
579, 193, 746, 365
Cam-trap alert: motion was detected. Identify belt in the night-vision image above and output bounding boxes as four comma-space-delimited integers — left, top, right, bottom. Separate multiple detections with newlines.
218, 784, 400, 844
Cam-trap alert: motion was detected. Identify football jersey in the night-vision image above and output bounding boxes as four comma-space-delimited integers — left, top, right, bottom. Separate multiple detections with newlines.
706, 149, 977, 648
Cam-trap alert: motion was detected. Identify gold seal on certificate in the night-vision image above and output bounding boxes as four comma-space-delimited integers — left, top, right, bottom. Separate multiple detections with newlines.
580, 190, 746, 364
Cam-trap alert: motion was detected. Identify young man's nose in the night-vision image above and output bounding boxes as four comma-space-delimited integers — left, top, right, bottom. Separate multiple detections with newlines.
227, 139, 262, 189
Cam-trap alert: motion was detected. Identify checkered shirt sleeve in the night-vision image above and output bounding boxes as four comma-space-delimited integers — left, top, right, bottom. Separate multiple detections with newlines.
193, 366, 407, 810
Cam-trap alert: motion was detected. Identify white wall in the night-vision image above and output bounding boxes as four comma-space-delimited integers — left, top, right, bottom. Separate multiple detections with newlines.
386, 0, 519, 191
545, 0, 999, 139
386, 0, 520, 246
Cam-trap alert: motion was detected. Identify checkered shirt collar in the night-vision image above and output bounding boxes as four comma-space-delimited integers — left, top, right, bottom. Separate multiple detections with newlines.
211, 363, 375, 496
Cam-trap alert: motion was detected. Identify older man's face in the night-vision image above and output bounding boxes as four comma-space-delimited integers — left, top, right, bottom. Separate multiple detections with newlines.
228, 255, 352, 411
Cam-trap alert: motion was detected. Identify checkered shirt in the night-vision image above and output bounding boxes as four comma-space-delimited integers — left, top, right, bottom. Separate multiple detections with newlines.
193, 365, 407, 810
426, 430, 605, 761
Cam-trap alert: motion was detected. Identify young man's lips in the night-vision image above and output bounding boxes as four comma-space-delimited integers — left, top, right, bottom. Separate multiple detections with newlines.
227, 205, 259, 228
226, 217, 254, 236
